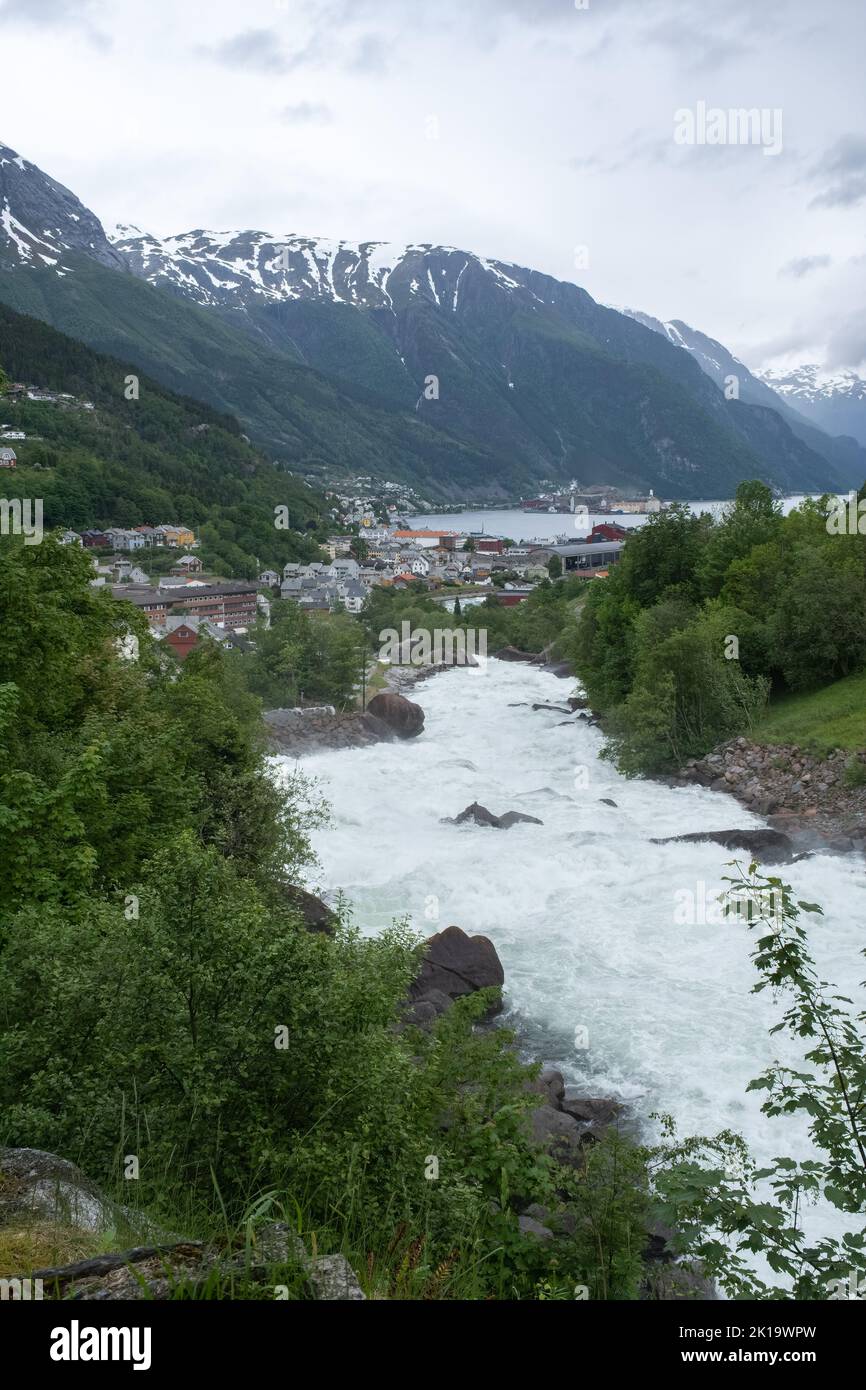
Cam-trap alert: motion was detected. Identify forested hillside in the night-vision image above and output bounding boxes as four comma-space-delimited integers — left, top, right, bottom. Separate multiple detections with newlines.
0, 303, 325, 576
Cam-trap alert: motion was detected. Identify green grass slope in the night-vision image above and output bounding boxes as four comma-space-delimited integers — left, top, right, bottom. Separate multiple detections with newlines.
754, 670, 866, 753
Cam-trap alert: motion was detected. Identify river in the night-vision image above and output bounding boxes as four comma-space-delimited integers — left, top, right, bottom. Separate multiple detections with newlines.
274, 661, 864, 1279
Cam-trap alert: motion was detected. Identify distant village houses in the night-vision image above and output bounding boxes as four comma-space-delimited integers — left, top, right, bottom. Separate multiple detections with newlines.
112, 580, 258, 631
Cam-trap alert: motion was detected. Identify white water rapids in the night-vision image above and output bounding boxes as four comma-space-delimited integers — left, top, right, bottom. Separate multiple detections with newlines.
274, 662, 866, 1271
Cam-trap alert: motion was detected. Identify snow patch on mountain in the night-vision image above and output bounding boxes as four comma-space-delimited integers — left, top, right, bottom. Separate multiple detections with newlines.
757, 364, 866, 403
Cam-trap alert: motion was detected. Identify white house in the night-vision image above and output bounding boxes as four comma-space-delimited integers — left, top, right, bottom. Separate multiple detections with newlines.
329, 557, 361, 581
105, 528, 146, 551
336, 579, 366, 613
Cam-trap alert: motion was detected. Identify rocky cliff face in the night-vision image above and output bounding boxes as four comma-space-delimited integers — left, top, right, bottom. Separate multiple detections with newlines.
0, 144, 125, 273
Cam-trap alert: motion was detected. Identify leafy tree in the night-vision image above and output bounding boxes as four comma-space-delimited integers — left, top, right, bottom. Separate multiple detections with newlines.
603, 598, 769, 773
696, 480, 782, 598
767, 541, 866, 690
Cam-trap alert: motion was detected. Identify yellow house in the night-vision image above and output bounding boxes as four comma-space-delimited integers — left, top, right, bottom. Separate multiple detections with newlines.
162, 525, 195, 548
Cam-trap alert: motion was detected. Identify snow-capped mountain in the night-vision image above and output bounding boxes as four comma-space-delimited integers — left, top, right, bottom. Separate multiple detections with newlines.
621, 309, 866, 475
1, 139, 862, 498
621, 310, 783, 410
755, 365, 866, 448
0, 143, 124, 272
110, 224, 527, 316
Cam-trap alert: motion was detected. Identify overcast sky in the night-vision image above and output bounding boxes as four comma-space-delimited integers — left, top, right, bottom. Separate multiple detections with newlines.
1, 0, 864, 373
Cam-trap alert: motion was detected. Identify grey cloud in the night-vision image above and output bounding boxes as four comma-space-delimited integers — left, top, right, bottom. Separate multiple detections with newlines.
0, 0, 109, 48
201, 29, 291, 74
749, 327, 818, 362
825, 318, 866, 370
278, 102, 332, 125
780, 254, 832, 278
348, 33, 388, 75
567, 131, 678, 177
201, 25, 380, 77
645, 17, 749, 70
809, 135, 866, 210
567, 123, 774, 179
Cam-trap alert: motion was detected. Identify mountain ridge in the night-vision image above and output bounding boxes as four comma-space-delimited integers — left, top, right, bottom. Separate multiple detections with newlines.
622, 309, 866, 484
2, 140, 862, 500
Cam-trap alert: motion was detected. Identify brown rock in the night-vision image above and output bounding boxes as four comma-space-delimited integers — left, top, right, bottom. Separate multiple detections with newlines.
282, 884, 337, 935
410, 925, 505, 1009
366, 692, 425, 739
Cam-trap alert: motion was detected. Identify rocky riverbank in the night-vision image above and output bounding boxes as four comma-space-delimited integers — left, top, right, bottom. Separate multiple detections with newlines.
263, 693, 424, 756
677, 738, 866, 853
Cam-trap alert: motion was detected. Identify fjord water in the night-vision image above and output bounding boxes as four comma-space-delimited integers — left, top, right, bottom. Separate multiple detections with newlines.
405, 496, 823, 543
275, 663, 865, 1259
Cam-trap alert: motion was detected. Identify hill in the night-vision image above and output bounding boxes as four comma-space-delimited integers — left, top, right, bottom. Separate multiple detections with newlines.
0, 302, 326, 577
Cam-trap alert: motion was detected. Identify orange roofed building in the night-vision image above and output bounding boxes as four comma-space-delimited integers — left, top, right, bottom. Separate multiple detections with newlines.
392, 530, 459, 551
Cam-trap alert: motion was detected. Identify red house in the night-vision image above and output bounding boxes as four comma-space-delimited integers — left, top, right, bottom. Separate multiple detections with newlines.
588, 522, 628, 543
163, 622, 199, 661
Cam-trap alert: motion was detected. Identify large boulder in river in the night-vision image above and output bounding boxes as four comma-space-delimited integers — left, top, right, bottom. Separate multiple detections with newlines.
282, 884, 337, 935
410, 925, 504, 1010
442, 802, 544, 829
264, 706, 394, 756
651, 827, 795, 864
497, 810, 544, 828
561, 1095, 622, 1126
366, 691, 425, 739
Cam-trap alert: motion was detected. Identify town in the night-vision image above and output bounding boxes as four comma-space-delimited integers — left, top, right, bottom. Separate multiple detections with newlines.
49, 514, 630, 662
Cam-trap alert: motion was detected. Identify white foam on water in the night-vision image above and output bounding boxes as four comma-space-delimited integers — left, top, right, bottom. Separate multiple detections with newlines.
273, 663, 866, 1273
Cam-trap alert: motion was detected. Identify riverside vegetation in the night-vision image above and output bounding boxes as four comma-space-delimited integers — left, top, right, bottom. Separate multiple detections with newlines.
569, 482, 866, 776
0, 535, 654, 1299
